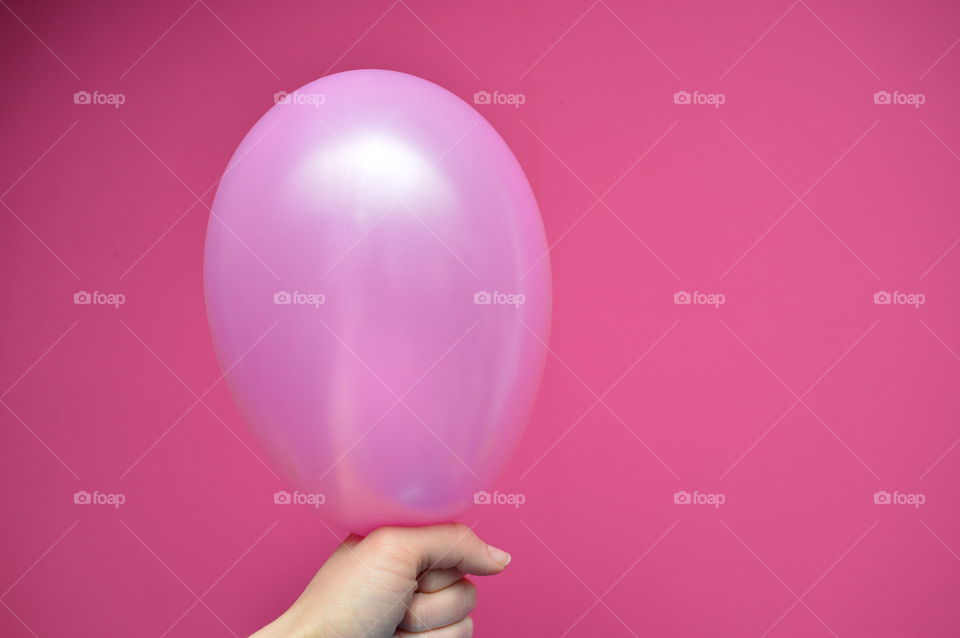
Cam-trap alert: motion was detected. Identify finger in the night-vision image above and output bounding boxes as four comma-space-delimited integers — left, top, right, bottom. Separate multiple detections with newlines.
396, 615, 474, 637
399, 578, 476, 632
364, 524, 510, 576
418, 568, 463, 593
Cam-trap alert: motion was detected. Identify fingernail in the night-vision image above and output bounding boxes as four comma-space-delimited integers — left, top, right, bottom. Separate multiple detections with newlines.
487, 544, 511, 566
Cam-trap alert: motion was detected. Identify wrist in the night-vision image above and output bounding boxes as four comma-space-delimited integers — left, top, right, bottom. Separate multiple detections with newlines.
250, 608, 306, 638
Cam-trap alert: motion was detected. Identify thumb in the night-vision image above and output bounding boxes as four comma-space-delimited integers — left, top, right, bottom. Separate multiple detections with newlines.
364, 524, 511, 576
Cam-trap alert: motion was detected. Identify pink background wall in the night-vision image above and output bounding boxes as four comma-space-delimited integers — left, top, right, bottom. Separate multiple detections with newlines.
2, 0, 959, 636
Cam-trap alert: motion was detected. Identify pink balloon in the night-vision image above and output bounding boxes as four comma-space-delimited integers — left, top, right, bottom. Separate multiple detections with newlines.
204, 70, 551, 534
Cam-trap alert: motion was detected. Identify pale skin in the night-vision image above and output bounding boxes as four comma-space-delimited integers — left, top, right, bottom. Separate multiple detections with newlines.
252, 524, 511, 638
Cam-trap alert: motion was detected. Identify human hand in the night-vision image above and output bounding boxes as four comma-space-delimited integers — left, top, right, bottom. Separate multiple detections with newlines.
251, 523, 511, 638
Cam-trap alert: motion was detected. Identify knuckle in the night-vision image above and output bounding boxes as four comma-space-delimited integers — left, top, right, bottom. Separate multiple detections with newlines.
459, 579, 478, 613
364, 527, 412, 561
446, 522, 472, 535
